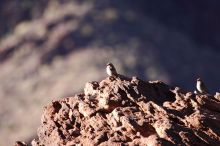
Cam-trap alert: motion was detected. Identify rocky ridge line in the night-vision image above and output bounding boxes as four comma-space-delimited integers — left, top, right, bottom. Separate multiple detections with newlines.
17, 76, 220, 146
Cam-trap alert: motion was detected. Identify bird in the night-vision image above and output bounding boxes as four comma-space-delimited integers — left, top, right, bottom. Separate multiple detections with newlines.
196, 78, 209, 94
106, 62, 118, 77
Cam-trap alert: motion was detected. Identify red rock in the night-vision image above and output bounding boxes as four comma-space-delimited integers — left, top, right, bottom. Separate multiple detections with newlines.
18, 76, 220, 145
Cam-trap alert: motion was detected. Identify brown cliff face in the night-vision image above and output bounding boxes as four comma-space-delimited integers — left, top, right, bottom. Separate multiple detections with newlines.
18, 76, 220, 146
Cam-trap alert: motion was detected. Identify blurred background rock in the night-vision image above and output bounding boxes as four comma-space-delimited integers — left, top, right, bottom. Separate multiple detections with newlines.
0, 0, 220, 145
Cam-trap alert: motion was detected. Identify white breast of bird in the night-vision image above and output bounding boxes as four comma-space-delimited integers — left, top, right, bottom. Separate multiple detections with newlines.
106, 66, 113, 76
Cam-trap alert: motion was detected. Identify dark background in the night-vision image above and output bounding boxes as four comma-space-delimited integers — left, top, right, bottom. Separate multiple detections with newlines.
0, 0, 220, 145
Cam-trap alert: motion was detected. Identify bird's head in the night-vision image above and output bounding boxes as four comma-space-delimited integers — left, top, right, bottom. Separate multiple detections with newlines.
197, 78, 201, 81
107, 62, 113, 66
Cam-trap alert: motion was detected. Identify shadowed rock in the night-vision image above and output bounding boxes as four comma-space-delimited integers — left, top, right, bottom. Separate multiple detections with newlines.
19, 76, 220, 146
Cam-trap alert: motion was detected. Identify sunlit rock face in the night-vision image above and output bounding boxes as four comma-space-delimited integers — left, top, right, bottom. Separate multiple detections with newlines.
18, 75, 220, 146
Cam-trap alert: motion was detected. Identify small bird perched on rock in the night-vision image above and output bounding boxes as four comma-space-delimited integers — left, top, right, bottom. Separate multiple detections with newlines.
196, 78, 209, 94
106, 62, 118, 77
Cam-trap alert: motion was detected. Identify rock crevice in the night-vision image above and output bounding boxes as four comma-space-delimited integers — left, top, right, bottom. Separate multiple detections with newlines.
17, 76, 220, 146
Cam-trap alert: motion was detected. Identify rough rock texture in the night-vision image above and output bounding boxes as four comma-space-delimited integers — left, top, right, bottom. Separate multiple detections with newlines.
2, 1, 220, 145
17, 75, 220, 146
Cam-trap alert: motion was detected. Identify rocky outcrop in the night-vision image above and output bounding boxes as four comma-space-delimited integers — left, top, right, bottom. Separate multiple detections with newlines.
17, 75, 220, 146
2, 1, 220, 145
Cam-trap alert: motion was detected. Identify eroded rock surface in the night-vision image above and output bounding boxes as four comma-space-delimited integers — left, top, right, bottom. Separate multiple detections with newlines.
18, 76, 220, 146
